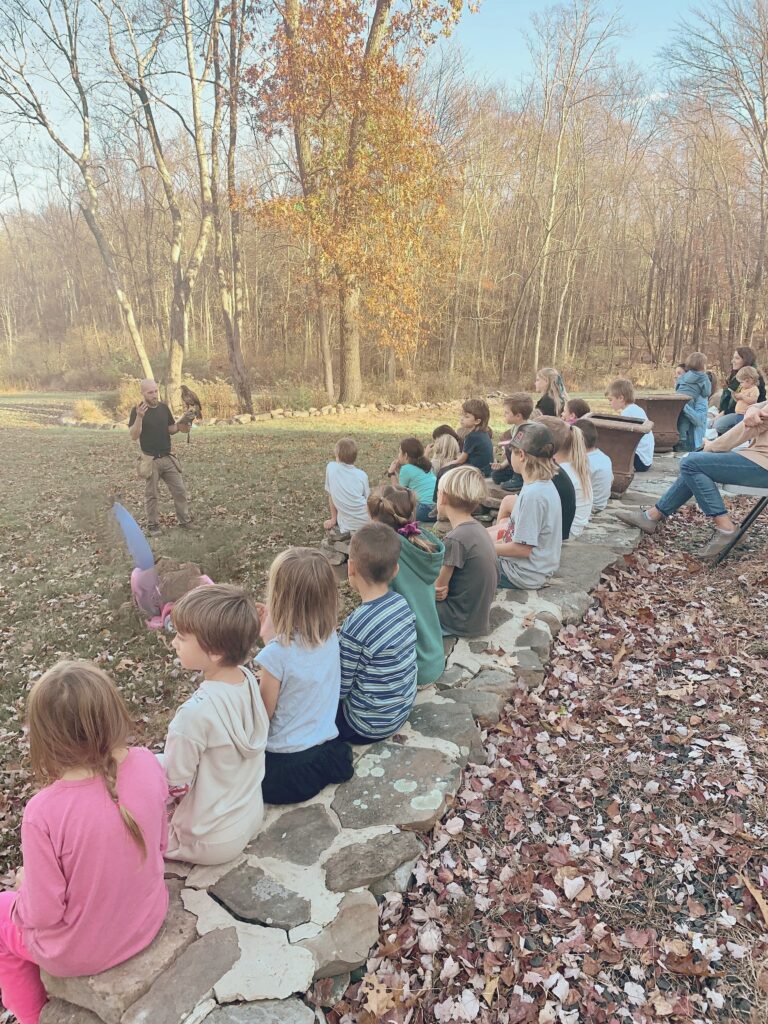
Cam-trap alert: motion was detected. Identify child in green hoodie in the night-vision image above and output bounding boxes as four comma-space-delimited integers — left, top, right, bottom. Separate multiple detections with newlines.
367, 485, 445, 686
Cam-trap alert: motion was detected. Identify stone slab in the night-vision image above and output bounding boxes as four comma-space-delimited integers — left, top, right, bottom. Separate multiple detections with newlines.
552, 541, 621, 592
323, 830, 423, 892
467, 668, 518, 700
408, 699, 480, 757
331, 743, 461, 831
447, 689, 504, 727
542, 586, 594, 625
40, 999, 102, 1024
515, 625, 552, 659
205, 1000, 314, 1023
210, 863, 311, 930
182, 890, 316, 1002
298, 891, 379, 979
247, 805, 340, 866
433, 664, 470, 691
122, 927, 240, 1024
42, 882, 197, 1024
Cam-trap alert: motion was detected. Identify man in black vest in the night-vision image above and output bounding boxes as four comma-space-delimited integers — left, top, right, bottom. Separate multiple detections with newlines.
128, 379, 192, 534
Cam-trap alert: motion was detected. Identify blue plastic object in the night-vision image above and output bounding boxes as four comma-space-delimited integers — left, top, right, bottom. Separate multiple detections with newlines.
112, 502, 155, 570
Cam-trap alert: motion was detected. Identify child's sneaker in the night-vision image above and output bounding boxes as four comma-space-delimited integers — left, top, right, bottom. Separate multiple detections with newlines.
704, 428, 718, 441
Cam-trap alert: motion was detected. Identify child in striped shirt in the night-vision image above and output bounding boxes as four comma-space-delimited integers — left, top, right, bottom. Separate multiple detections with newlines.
336, 523, 418, 744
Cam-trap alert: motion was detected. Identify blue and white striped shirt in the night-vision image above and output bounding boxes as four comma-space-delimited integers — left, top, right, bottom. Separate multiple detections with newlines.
339, 591, 417, 739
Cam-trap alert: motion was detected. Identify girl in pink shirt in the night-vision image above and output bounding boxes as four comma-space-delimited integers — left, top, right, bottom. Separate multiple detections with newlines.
0, 662, 169, 1024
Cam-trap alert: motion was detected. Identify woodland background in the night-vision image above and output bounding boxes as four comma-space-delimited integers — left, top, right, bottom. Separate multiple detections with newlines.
0, 0, 767, 410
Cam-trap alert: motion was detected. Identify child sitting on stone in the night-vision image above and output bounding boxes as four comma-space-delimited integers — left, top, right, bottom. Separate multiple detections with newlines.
255, 549, 354, 804
574, 417, 613, 512
336, 524, 417, 744
491, 393, 533, 490
495, 423, 563, 590
606, 378, 655, 472
324, 437, 370, 534
426, 425, 461, 473
367, 485, 445, 686
161, 584, 269, 865
0, 662, 169, 1024
435, 467, 498, 637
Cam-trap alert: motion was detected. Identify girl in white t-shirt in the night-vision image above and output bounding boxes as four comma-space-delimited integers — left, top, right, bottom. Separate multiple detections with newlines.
538, 416, 593, 537
255, 549, 353, 804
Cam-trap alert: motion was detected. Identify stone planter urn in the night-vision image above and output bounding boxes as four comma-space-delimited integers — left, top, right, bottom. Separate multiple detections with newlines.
635, 394, 689, 453
590, 413, 655, 497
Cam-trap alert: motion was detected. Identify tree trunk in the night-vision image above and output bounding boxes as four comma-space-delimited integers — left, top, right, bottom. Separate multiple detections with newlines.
338, 277, 362, 403
316, 280, 335, 400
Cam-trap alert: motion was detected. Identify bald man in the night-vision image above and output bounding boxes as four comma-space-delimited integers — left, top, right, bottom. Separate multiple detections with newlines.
128, 380, 192, 534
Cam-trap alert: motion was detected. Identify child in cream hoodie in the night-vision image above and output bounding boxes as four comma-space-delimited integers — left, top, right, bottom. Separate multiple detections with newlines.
160, 584, 268, 865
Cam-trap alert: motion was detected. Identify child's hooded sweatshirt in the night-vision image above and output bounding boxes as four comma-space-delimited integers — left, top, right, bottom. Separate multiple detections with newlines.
390, 529, 446, 686
676, 369, 712, 447
162, 666, 269, 864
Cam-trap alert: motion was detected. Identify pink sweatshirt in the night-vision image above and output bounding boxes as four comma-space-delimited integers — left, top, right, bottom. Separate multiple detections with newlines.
12, 747, 169, 977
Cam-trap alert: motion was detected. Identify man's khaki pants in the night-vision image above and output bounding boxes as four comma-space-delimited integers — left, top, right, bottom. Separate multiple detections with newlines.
145, 455, 191, 527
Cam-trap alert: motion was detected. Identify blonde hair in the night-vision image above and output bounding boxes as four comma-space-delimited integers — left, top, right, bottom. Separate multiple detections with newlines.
607, 378, 634, 404
438, 466, 487, 513
267, 548, 337, 647
172, 584, 260, 666
737, 365, 760, 385
335, 437, 358, 464
28, 662, 146, 857
536, 367, 567, 416
516, 451, 556, 482
430, 432, 460, 472
538, 416, 593, 501
367, 485, 438, 552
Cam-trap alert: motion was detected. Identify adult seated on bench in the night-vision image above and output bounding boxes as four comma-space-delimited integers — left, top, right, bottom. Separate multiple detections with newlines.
614, 401, 768, 560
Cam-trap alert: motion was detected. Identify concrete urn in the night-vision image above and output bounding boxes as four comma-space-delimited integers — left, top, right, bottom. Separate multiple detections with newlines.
590, 413, 655, 497
635, 394, 690, 453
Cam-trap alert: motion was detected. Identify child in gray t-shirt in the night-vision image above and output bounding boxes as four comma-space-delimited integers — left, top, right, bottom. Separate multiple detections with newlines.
434, 466, 497, 636
495, 423, 563, 589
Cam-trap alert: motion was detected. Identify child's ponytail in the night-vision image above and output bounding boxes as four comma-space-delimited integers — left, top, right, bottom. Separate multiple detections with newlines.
28, 661, 147, 857
567, 424, 593, 503
367, 485, 438, 553
400, 437, 432, 473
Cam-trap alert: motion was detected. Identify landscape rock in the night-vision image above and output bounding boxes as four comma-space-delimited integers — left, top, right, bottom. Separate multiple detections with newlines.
515, 625, 552, 659
323, 830, 423, 892
182, 890, 316, 1002
247, 804, 340, 866
210, 863, 311, 930
369, 851, 422, 897
40, 999, 102, 1024
553, 541, 620, 592
332, 742, 461, 831
42, 882, 196, 1024
447, 688, 504, 727
312, 973, 351, 1009
206, 1000, 314, 1024
408, 699, 480, 756
122, 927, 240, 1024
299, 891, 379, 979
432, 664, 469, 690
488, 604, 514, 630
544, 586, 594, 624
466, 667, 518, 700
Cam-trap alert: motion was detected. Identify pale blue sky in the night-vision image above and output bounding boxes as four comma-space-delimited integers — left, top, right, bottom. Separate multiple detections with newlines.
450, 0, 692, 88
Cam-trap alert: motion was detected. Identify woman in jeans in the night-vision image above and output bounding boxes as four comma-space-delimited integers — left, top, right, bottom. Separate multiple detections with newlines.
614, 401, 768, 560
